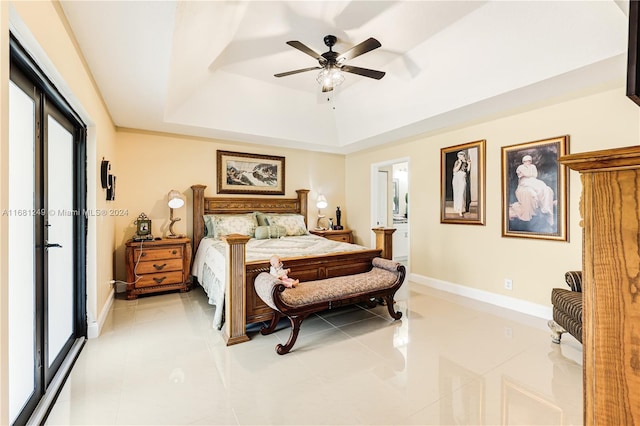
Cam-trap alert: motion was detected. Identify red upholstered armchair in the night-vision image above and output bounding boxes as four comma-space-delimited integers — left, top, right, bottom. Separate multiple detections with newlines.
548, 271, 583, 344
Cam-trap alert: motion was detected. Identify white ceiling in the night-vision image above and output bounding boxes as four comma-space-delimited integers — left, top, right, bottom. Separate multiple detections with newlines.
59, 1, 629, 154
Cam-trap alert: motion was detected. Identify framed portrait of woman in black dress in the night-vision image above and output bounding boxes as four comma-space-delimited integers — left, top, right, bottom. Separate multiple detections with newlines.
440, 139, 486, 225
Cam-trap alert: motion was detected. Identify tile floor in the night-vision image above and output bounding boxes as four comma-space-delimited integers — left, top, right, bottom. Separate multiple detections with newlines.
45, 281, 583, 425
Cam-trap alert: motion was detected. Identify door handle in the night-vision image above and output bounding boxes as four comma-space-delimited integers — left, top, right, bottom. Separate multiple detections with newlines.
45, 242, 62, 249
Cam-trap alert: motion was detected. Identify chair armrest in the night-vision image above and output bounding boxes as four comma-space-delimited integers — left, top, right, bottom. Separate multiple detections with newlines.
565, 271, 582, 293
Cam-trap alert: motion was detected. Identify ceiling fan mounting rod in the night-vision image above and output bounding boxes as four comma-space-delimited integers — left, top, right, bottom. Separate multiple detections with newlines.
323, 35, 337, 49
321, 35, 339, 66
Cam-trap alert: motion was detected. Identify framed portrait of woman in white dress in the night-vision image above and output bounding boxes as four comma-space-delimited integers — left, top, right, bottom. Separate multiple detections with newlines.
440, 140, 486, 225
501, 135, 568, 241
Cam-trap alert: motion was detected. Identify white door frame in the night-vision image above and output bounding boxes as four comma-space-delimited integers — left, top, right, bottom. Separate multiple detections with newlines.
370, 157, 410, 262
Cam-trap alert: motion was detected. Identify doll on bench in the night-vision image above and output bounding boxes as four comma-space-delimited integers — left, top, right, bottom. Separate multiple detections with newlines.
269, 255, 299, 288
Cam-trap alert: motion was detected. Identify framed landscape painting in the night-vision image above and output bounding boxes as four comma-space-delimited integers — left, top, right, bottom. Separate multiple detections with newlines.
441, 139, 486, 225
501, 135, 568, 241
217, 150, 285, 195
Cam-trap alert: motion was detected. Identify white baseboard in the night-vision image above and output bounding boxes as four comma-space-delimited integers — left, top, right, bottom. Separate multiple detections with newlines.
87, 288, 115, 339
409, 272, 552, 320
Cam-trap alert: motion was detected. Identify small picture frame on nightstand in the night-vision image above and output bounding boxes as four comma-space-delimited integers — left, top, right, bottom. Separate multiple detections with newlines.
134, 212, 153, 241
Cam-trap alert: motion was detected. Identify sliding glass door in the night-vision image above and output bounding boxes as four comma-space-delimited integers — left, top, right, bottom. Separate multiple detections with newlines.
44, 102, 77, 384
8, 40, 87, 425
8, 71, 38, 426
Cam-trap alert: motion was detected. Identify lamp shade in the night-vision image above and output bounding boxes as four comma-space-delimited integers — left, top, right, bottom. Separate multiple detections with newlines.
316, 195, 328, 209
167, 190, 185, 209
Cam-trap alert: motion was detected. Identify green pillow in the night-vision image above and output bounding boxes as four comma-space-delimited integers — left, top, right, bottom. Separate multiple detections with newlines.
203, 215, 215, 237
254, 225, 287, 239
255, 212, 269, 226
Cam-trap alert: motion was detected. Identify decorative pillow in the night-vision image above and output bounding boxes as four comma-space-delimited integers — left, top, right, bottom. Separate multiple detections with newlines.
205, 213, 258, 239
254, 211, 269, 226
203, 215, 216, 237
264, 214, 308, 236
254, 225, 287, 240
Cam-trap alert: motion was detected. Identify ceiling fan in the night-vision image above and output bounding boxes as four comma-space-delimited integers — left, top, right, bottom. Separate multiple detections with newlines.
274, 35, 385, 92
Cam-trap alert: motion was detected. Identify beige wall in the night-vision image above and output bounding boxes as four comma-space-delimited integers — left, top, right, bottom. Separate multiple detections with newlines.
113, 130, 346, 281
346, 85, 640, 309
1, 1, 118, 420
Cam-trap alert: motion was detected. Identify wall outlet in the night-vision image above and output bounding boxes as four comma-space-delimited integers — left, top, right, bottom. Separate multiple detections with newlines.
504, 278, 513, 290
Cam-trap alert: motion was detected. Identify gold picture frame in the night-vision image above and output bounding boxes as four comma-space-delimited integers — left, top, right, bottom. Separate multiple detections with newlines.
217, 150, 285, 195
440, 139, 486, 225
501, 135, 568, 241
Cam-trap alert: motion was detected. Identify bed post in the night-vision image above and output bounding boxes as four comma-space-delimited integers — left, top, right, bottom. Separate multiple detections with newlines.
191, 185, 206, 253
221, 234, 251, 346
372, 227, 396, 260
296, 189, 309, 226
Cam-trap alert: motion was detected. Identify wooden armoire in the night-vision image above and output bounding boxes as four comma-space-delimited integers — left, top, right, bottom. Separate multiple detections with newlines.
560, 146, 640, 425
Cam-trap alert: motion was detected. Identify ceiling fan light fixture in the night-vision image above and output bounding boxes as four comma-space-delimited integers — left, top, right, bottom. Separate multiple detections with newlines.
316, 67, 344, 89
276, 35, 384, 92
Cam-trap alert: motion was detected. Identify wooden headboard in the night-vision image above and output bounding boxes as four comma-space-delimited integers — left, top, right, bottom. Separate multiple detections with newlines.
191, 185, 309, 251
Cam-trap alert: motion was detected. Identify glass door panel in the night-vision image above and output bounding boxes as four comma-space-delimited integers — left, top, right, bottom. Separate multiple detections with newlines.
8, 80, 37, 424
45, 114, 75, 372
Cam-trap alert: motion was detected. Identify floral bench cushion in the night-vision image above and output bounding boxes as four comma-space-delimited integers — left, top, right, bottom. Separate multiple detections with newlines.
254, 257, 401, 310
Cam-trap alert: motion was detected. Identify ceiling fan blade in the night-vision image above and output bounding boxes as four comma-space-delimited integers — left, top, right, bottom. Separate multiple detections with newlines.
274, 66, 322, 78
337, 37, 382, 62
286, 41, 324, 61
341, 65, 385, 80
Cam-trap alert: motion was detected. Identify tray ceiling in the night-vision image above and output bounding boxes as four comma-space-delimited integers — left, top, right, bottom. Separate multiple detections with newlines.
59, 1, 629, 154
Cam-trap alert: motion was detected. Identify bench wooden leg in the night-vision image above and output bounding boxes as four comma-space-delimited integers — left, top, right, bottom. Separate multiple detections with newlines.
383, 295, 402, 320
276, 314, 308, 355
261, 311, 282, 336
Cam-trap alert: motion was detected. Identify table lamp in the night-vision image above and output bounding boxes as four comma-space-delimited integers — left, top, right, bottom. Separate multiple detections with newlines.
167, 190, 185, 238
316, 194, 328, 230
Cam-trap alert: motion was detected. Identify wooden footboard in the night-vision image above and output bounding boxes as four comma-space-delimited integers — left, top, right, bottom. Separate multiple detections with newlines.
191, 185, 396, 346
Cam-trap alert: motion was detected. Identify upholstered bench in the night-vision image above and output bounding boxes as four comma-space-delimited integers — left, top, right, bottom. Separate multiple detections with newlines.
254, 257, 406, 354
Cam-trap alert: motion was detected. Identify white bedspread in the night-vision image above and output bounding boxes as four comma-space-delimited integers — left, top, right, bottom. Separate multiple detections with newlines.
192, 234, 369, 329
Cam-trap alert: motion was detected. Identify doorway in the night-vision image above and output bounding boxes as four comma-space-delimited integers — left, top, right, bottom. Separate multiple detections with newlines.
371, 158, 410, 268
8, 38, 87, 425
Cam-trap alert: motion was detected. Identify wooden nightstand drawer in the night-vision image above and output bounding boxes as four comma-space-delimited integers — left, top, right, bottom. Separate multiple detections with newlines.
134, 246, 183, 261
309, 229, 353, 244
135, 258, 183, 274
125, 237, 192, 299
135, 271, 184, 288
328, 234, 351, 243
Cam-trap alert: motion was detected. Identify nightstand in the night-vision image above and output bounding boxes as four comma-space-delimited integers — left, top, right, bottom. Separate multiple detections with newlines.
309, 228, 353, 243
125, 237, 192, 300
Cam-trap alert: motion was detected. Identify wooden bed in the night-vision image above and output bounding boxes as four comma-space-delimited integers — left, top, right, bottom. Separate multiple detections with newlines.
191, 185, 395, 345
